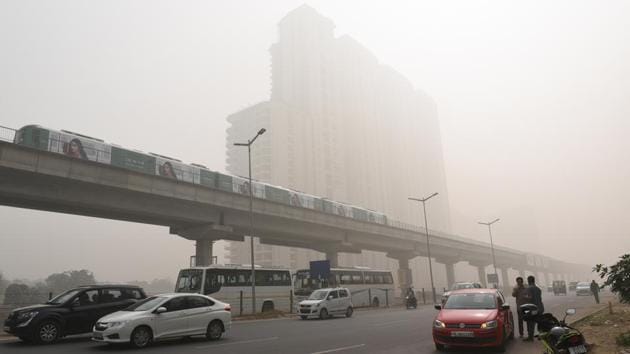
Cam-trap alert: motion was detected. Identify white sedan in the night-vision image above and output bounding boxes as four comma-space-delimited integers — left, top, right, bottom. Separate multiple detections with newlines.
92, 293, 231, 348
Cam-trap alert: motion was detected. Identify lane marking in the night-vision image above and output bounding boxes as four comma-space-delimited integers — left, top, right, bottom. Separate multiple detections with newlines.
196, 336, 278, 349
373, 319, 409, 326
310, 344, 366, 354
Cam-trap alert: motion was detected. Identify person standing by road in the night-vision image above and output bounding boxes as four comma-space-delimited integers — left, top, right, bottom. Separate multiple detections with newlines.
512, 276, 530, 338
524, 275, 544, 342
590, 280, 601, 304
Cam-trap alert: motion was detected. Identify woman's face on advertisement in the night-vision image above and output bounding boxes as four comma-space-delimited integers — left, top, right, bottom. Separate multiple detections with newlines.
70, 140, 79, 153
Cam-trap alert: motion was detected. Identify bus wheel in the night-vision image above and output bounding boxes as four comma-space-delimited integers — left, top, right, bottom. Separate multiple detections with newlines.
372, 298, 380, 307
262, 301, 274, 312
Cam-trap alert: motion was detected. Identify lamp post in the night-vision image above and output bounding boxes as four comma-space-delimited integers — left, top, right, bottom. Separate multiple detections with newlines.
409, 192, 439, 304
234, 127, 266, 314
478, 218, 500, 288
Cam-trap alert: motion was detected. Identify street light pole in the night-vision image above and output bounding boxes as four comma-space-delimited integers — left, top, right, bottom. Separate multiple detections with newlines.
234, 128, 266, 314
478, 218, 500, 288
409, 192, 439, 304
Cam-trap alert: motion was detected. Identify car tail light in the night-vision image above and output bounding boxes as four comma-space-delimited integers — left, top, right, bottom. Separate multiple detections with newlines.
224, 304, 231, 312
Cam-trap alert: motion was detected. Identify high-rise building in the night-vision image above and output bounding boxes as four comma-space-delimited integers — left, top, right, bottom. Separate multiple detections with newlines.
225, 5, 451, 287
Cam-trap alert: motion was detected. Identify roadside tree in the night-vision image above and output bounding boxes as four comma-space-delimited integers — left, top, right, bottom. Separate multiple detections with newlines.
594, 254, 630, 303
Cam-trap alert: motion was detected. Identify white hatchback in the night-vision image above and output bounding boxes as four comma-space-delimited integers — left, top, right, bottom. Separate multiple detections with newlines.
92, 293, 231, 348
298, 288, 353, 320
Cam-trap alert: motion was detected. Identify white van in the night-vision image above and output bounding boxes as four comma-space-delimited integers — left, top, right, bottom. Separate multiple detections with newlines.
297, 288, 353, 320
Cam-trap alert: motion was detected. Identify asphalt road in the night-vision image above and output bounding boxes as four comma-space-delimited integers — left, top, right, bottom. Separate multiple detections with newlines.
0, 292, 610, 354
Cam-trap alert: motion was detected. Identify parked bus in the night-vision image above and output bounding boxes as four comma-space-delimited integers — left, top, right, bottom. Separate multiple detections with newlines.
293, 267, 395, 307
175, 264, 292, 313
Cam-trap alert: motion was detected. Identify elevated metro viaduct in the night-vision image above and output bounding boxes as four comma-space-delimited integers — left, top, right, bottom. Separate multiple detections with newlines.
0, 141, 590, 294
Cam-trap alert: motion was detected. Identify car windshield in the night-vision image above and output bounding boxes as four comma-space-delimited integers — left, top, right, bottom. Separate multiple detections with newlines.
47, 289, 81, 305
444, 293, 497, 310
123, 296, 165, 311
452, 283, 475, 290
308, 290, 328, 300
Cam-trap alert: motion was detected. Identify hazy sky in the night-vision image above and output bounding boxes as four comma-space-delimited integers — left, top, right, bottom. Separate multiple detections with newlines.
1, 0, 629, 282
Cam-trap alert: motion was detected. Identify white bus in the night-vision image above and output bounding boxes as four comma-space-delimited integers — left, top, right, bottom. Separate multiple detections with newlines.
293, 267, 395, 307
175, 264, 292, 314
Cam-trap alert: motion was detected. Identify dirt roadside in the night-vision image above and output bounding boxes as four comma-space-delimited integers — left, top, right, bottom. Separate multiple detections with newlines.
573, 302, 630, 354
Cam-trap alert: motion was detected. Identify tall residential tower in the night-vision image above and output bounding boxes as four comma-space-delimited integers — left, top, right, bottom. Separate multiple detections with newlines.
225, 5, 451, 287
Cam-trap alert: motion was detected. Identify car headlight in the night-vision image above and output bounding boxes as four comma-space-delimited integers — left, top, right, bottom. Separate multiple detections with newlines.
434, 320, 446, 328
107, 321, 128, 328
481, 320, 498, 329
16, 311, 38, 326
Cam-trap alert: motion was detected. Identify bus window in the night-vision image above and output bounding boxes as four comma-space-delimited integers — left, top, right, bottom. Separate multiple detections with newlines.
364, 273, 374, 284
351, 273, 363, 284
175, 269, 203, 293
203, 270, 223, 295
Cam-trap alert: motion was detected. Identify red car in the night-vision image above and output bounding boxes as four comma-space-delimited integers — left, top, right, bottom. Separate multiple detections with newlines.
432, 288, 514, 352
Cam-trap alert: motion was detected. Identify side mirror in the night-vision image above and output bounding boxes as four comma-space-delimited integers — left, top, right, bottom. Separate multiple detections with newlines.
155, 307, 167, 314
434, 304, 442, 310
327, 295, 333, 300
501, 304, 510, 310
566, 308, 576, 316
70, 298, 80, 308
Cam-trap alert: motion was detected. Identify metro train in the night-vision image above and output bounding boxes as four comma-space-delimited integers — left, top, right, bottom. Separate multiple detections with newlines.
13, 125, 388, 225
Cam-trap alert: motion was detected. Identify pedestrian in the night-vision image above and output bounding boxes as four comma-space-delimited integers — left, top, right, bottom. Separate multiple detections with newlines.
524, 275, 544, 342
512, 276, 531, 338
590, 280, 600, 304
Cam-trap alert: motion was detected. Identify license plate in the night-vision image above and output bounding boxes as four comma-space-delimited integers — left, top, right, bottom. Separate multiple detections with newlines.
451, 331, 474, 338
569, 345, 587, 354
93, 333, 103, 340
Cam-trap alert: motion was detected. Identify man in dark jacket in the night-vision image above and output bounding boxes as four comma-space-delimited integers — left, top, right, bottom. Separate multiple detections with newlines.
590, 280, 600, 304
512, 276, 530, 338
524, 275, 544, 341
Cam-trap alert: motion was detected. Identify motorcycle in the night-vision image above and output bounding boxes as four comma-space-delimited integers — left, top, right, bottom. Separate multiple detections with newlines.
520, 304, 589, 354
405, 295, 417, 309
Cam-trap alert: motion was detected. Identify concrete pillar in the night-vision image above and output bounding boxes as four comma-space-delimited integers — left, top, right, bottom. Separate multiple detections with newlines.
500, 267, 510, 290
397, 257, 412, 294
325, 250, 339, 268
474, 265, 487, 287
445, 263, 456, 288
195, 239, 213, 266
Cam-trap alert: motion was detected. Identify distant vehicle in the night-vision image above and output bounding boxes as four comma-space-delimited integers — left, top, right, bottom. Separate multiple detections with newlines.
293, 267, 394, 307
442, 282, 484, 304
569, 281, 579, 291
433, 289, 514, 352
92, 293, 231, 348
175, 264, 292, 313
553, 280, 567, 296
575, 282, 591, 296
13, 125, 388, 226
3, 285, 146, 344
297, 288, 353, 320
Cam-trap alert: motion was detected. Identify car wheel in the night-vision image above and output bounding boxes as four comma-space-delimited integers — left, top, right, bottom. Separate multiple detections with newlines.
345, 307, 353, 318
319, 308, 328, 320
300, 315, 308, 320
508, 318, 515, 340
372, 298, 380, 307
206, 320, 223, 341
36, 320, 60, 344
130, 326, 153, 348
435, 343, 445, 351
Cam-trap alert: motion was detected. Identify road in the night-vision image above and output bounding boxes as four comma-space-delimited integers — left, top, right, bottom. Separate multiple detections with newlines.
1, 292, 610, 354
